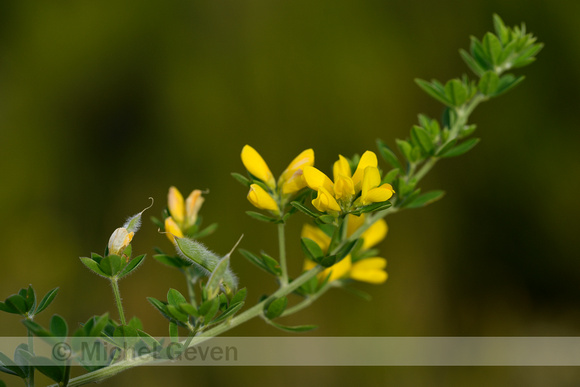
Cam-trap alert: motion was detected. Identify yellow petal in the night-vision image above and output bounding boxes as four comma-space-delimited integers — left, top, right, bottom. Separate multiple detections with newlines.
168, 186, 185, 224
241, 145, 275, 188
333, 174, 355, 200
108, 227, 134, 256
279, 148, 314, 183
301, 224, 331, 253
281, 169, 307, 194
303, 258, 317, 272
363, 184, 395, 205
351, 151, 378, 191
326, 255, 352, 282
312, 187, 341, 212
165, 216, 184, 243
361, 219, 388, 249
185, 189, 204, 227
361, 166, 381, 198
333, 155, 351, 182
350, 257, 388, 284
247, 184, 279, 213
303, 166, 334, 193
346, 213, 365, 237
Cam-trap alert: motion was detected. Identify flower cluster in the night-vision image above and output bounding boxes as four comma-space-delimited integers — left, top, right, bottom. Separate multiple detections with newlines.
241, 145, 314, 215
164, 186, 205, 242
302, 214, 388, 284
303, 151, 395, 214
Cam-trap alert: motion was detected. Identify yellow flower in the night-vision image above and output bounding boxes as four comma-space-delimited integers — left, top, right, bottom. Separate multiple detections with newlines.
108, 227, 134, 256
164, 216, 184, 244
347, 214, 388, 250
350, 258, 388, 284
301, 216, 388, 284
241, 145, 276, 189
166, 186, 205, 241
303, 151, 393, 213
241, 145, 314, 213
247, 184, 280, 213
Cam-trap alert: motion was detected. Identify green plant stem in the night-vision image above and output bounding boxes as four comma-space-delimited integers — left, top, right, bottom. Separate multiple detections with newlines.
184, 268, 198, 309
110, 278, 126, 326
26, 325, 34, 387
281, 282, 334, 317
60, 264, 325, 387
278, 222, 288, 286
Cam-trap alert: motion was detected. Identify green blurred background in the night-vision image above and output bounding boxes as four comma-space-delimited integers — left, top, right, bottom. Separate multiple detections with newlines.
1, 0, 580, 386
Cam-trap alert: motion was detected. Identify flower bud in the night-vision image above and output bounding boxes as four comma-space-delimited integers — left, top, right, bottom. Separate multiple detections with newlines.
108, 227, 134, 256
247, 184, 279, 213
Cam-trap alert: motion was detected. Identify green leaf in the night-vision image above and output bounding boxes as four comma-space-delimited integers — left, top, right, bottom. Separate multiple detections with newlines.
209, 301, 245, 325
246, 211, 278, 223
318, 255, 337, 268
231, 172, 251, 187
25, 285, 36, 312
300, 238, 324, 262
153, 254, 191, 269
478, 71, 500, 96
405, 190, 446, 209
382, 169, 400, 185
411, 125, 435, 155
80, 257, 109, 278
289, 201, 317, 218
444, 79, 468, 106
169, 322, 179, 343
267, 320, 318, 333
376, 139, 403, 171
199, 298, 219, 322
265, 297, 288, 320
230, 288, 247, 305
0, 302, 18, 314
336, 239, 358, 260
415, 79, 451, 106
167, 305, 189, 323
137, 329, 161, 350
260, 253, 282, 276
89, 314, 110, 337
238, 249, 273, 274
459, 49, 485, 77
0, 351, 26, 378
179, 303, 197, 317
493, 14, 510, 45
492, 74, 525, 97
21, 320, 53, 337
167, 289, 187, 307
206, 255, 230, 299
351, 201, 392, 216
34, 357, 65, 384
482, 32, 502, 65
194, 223, 218, 239
50, 315, 68, 337
439, 138, 480, 158
147, 297, 171, 321
5, 295, 28, 315
395, 139, 413, 163
118, 254, 146, 279
100, 255, 123, 277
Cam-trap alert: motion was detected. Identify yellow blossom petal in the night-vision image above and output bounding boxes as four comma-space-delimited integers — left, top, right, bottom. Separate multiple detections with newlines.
360, 219, 388, 250
281, 170, 307, 194
241, 145, 275, 188
333, 155, 351, 181
185, 189, 204, 228
301, 224, 331, 253
334, 174, 355, 200
361, 166, 381, 200
364, 185, 395, 204
350, 257, 388, 284
312, 187, 341, 213
346, 213, 365, 237
303, 166, 334, 193
351, 151, 378, 192
108, 227, 134, 256
279, 148, 314, 183
164, 216, 184, 243
326, 255, 352, 282
168, 186, 185, 224
247, 184, 279, 213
